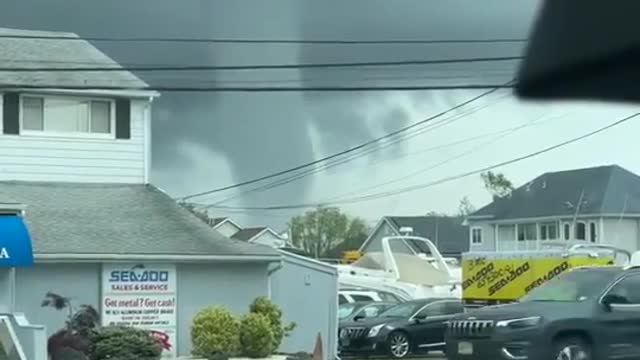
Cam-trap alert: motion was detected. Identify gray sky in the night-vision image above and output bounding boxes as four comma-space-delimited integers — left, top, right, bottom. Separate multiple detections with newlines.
2, 0, 638, 230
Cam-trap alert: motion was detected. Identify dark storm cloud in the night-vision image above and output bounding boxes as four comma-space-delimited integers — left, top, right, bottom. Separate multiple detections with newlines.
0, 0, 538, 221
296, 0, 531, 163
0, 0, 314, 207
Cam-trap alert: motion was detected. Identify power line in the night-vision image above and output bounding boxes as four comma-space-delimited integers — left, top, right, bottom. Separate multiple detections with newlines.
321, 112, 563, 203
0, 59, 512, 79
0, 83, 514, 93
204, 112, 640, 210
0, 56, 522, 72
180, 84, 510, 201
207, 92, 512, 206
0, 34, 528, 45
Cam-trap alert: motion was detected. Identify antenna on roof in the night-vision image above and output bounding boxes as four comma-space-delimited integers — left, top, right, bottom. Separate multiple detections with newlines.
525, 181, 533, 192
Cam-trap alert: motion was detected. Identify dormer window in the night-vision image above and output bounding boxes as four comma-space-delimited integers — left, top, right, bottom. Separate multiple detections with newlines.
20, 95, 115, 137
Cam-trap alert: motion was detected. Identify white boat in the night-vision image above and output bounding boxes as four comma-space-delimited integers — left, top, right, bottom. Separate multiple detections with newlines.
336, 235, 462, 300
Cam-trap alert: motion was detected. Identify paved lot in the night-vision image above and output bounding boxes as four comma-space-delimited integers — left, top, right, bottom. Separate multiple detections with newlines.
343, 353, 446, 360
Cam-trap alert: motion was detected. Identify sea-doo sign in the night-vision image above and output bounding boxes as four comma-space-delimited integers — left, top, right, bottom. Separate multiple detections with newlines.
101, 263, 177, 358
108, 268, 170, 282
0, 215, 34, 268
105, 264, 175, 293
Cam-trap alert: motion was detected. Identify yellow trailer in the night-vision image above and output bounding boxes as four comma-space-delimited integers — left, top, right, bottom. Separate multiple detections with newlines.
461, 243, 630, 307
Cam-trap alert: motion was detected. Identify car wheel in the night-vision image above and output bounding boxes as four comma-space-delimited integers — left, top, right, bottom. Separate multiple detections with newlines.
553, 336, 592, 360
387, 331, 411, 359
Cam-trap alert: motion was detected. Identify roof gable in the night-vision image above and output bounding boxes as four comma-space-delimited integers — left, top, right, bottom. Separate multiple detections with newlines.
385, 215, 468, 254
0, 181, 278, 258
232, 227, 267, 242
211, 217, 241, 230
472, 165, 640, 220
0, 27, 150, 93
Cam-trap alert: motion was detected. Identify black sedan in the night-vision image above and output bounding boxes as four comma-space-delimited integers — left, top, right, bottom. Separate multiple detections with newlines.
338, 298, 464, 359
339, 301, 397, 323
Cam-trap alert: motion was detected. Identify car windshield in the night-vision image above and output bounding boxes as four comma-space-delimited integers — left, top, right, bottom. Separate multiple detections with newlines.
521, 268, 620, 302
354, 304, 390, 319
377, 292, 402, 303
338, 303, 358, 319
379, 302, 421, 318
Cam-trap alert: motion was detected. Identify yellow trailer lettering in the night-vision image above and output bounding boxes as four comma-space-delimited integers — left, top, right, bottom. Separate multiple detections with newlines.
461, 245, 623, 306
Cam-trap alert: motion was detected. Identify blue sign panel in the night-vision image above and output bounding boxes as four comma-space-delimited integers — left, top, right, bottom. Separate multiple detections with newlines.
0, 216, 34, 267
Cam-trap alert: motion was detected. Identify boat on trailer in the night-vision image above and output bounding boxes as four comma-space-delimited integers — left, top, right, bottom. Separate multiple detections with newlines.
335, 235, 462, 300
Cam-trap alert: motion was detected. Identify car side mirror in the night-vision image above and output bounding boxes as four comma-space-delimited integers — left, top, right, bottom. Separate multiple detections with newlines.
602, 294, 627, 310
412, 314, 426, 323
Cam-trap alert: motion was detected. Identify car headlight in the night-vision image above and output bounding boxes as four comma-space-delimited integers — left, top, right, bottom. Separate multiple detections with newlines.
496, 316, 542, 329
368, 324, 385, 337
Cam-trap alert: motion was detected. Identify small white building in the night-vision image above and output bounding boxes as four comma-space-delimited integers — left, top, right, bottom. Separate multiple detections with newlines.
0, 27, 337, 360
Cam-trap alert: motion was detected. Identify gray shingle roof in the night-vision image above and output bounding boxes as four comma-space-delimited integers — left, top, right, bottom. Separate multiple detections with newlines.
0, 27, 148, 89
0, 181, 278, 258
232, 227, 267, 242
472, 165, 640, 220
386, 216, 469, 255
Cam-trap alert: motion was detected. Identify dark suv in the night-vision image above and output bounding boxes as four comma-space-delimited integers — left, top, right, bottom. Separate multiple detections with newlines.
445, 265, 640, 360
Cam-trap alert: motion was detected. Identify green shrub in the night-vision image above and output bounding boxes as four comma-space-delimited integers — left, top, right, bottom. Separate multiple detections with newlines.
249, 297, 296, 351
89, 326, 161, 360
191, 306, 240, 358
239, 313, 275, 358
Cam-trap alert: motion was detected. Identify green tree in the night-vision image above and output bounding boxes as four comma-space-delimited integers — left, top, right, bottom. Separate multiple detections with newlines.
289, 207, 368, 258
480, 171, 514, 200
458, 196, 476, 216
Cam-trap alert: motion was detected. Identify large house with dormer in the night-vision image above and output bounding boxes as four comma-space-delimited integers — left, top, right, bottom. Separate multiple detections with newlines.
466, 165, 640, 254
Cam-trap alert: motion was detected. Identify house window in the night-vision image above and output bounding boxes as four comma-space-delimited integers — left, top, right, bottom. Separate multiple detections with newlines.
539, 222, 558, 240
517, 223, 536, 241
563, 223, 571, 240
589, 222, 597, 243
21, 96, 113, 136
471, 228, 482, 244
575, 222, 587, 240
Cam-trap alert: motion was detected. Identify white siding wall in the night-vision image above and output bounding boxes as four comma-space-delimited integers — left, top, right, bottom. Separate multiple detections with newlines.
471, 217, 640, 253
495, 224, 516, 251
0, 95, 149, 184
468, 223, 495, 252
215, 222, 241, 238
603, 218, 640, 253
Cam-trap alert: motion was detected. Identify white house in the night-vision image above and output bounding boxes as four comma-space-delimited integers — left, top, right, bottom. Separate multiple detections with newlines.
232, 227, 287, 248
210, 217, 243, 237
0, 27, 337, 359
466, 165, 640, 254
0, 28, 159, 184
